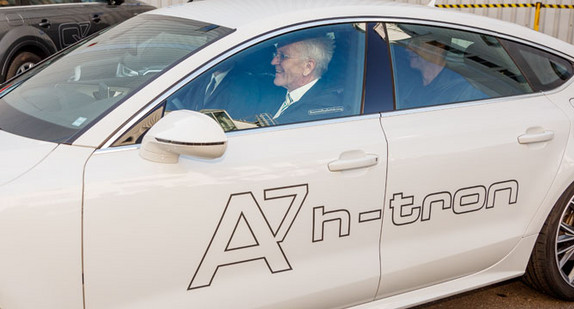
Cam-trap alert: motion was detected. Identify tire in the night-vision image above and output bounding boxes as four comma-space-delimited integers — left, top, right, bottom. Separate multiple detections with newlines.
523, 183, 574, 300
6, 51, 42, 80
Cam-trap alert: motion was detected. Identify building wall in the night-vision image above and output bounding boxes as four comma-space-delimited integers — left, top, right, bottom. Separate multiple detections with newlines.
140, 0, 574, 44
144, 0, 180, 9
403, 0, 574, 44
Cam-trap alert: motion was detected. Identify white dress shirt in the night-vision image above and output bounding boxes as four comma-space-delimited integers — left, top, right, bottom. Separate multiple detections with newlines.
273, 79, 319, 119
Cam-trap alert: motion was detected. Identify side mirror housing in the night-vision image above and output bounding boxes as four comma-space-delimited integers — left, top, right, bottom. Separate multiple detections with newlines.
140, 110, 227, 163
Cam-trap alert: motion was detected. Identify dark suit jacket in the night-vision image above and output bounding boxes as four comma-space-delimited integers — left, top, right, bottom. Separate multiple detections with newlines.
202, 68, 261, 120
272, 79, 350, 125
167, 67, 261, 121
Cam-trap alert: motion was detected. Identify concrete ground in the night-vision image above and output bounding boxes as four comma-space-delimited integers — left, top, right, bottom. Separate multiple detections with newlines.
415, 278, 573, 308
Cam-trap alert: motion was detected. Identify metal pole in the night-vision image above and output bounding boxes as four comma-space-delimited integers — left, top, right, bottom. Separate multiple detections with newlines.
534, 1, 542, 31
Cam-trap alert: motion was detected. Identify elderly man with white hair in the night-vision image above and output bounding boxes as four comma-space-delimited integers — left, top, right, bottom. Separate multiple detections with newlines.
269, 35, 349, 124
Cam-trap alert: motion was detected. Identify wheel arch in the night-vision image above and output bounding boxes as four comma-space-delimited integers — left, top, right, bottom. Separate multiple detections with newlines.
524, 152, 574, 238
0, 26, 57, 82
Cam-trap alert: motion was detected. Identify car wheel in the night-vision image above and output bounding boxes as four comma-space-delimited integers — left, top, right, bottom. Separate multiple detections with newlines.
523, 184, 574, 300
6, 51, 42, 80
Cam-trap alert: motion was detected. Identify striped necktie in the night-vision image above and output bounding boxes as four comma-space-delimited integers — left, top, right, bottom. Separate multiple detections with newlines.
273, 93, 293, 119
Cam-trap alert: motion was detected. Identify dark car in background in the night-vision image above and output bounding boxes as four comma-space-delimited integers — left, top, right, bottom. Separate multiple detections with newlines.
0, 0, 155, 82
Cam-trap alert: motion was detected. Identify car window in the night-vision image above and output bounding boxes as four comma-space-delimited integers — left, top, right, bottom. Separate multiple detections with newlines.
164, 23, 366, 132
0, 14, 233, 143
387, 23, 533, 110
500, 39, 574, 91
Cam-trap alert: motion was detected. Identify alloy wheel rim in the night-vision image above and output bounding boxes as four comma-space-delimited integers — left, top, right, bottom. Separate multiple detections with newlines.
16, 62, 35, 75
556, 197, 574, 287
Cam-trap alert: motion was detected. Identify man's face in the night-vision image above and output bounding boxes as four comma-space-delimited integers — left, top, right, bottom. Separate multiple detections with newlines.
271, 42, 309, 92
407, 39, 445, 70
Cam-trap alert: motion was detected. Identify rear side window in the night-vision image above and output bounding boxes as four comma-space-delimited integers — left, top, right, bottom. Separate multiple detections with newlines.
387, 23, 533, 110
501, 39, 574, 91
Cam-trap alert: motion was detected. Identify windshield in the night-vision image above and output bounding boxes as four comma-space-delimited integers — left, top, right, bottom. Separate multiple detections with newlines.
0, 14, 233, 143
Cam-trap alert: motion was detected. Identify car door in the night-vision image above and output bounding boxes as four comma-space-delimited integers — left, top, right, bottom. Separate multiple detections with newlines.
74, 0, 130, 35
22, 0, 92, 49
83, 22, 388, 308
375, 22, 571, 298
87, 0, 156, 34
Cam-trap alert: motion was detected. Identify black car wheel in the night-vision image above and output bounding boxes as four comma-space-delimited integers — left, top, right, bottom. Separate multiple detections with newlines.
523, 183, 574, 300
7, 51, 42, 80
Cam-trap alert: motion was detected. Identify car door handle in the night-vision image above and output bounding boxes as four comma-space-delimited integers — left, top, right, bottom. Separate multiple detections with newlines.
38, 19, 50, 28
92, 14, 101, 23
518, 130, 554, 144
328, 153, 379, 172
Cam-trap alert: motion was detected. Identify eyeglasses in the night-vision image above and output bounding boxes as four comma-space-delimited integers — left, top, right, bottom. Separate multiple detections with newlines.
272, 52, 292, 62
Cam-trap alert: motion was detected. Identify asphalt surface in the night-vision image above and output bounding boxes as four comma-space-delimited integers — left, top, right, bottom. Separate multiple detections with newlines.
414, 278, 573, 308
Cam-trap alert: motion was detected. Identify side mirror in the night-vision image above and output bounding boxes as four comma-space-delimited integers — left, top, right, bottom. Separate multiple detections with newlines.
140, 110, 227, 163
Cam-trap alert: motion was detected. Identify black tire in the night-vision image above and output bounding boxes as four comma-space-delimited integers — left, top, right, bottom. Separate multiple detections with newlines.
523, 183, 574, 300
6, 51, 42, 80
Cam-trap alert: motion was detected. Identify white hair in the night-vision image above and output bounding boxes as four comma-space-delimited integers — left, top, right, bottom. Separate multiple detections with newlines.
296, 37, 335, 77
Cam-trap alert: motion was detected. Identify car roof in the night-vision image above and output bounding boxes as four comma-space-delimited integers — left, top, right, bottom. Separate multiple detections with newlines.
148, 0, 574, 57
153, 0, 393, 28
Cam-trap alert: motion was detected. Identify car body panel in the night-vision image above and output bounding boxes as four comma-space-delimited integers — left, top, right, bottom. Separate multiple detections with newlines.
83, 117, 387, 308
0, 143, 93, 309
378, 93, 570, 297
517, 85, 574, 236
0, 130, 57, 185
356, 234, 538, 308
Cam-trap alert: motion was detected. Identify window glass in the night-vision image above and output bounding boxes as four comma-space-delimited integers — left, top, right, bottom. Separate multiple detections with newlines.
501, 39, 574, 91
0, 14, 232, 143
387, 23, 532, 110
165, 23, 366, 132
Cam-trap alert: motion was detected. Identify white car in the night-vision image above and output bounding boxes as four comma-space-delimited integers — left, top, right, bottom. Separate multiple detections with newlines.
1, 0, 574, 308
